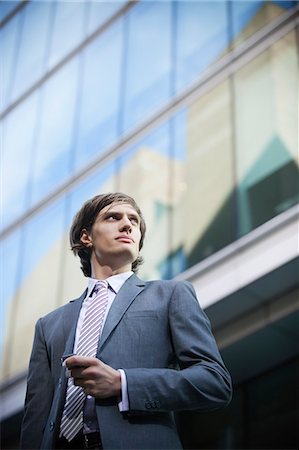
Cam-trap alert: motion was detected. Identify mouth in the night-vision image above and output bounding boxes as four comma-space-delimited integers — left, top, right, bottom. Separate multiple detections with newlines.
116, 235, 134, 243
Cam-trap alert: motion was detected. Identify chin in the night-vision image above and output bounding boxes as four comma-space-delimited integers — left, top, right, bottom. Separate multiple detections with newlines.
109, 252, 136, 269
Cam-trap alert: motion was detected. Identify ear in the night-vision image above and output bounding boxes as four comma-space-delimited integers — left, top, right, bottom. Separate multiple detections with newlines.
80, 229, 93, 248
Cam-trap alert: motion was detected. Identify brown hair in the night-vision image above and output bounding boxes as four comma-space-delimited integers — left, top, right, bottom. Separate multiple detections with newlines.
70, 192, 146, 277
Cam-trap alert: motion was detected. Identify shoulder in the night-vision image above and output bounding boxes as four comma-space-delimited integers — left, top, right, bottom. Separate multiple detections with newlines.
129, 274, 196, 298
143, 278, 195, 295
144, 278, 192, 288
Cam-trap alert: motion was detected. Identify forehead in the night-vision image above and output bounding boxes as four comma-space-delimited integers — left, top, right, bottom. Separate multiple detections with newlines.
99, 202, 139, 216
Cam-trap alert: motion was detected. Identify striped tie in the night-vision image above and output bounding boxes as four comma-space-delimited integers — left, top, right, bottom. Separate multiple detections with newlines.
60, 280, 109, 441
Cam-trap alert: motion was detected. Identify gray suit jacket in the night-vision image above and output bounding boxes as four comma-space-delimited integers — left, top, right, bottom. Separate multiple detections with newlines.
20, 274, 232, 450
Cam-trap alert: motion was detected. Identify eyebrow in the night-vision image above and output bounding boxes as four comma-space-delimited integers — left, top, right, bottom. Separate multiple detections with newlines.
102, 209, 140, 221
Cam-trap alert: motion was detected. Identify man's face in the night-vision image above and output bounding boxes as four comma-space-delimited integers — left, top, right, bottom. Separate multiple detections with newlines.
82, 202, 142, 271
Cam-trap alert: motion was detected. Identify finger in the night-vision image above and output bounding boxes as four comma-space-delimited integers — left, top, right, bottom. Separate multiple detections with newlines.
70, 368, 85, 378
65, 355, 100, 369
73, 378, 84, 387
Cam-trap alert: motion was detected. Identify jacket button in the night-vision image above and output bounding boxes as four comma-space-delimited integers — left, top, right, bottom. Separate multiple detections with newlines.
49, 421, 55, 431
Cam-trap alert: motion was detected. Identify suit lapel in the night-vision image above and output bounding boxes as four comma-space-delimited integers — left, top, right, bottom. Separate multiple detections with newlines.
97, 274, 145, 353
62, 290, 87, 355
52, 291, 87, 428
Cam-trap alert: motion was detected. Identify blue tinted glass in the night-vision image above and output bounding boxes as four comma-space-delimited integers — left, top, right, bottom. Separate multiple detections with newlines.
2, 93, 38, 230
10, 2, 52, 102
74, 20, 123, 170
234, 31, 298, 235
0, 11, 20, 109
121, 122, 170, 166
0, 229, 21, 356
29, 58, 79, 206
231, 1, 263, 39
117, 122, 171, 280
48, 1, 87, 69
67, 161, 115, 226
175, 1, 229, 92
20, 198, 65, 284
172, 109, 187, 162
123, 1, 172, 132
87, 0, 126, 35
0, 1, 20, 21
158, 247, 187, 280
230, 1, 296, 50
170, 111, 188, 276
272, 1, 295, 8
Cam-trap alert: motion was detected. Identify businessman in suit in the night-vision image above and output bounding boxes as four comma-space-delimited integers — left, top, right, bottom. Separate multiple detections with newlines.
20, 192, 232, 450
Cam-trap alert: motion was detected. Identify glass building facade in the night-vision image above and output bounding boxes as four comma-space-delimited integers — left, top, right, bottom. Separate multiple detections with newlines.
1, 1, 298, 448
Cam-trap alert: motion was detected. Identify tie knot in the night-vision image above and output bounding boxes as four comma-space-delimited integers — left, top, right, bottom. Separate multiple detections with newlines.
93, 280, 108, 295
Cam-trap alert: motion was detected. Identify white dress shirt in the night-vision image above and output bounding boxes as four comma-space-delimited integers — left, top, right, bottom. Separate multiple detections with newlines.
72, 271, 132, 411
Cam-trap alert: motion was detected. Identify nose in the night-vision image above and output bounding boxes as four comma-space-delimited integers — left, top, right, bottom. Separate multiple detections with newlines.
119, 215, 132, 232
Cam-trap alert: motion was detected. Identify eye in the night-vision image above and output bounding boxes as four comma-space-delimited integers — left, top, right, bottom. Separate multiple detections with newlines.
106, 214, 117, 221
130, 216, 139, 225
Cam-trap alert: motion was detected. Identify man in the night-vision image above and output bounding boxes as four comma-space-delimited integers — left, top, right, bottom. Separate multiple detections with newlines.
20, 192, 232, 450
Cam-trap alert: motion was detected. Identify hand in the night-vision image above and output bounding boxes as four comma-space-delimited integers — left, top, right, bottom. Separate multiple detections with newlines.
65, 355, 121, 398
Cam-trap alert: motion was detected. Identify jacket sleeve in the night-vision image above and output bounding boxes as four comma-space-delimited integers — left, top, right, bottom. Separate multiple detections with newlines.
124, 281, 232, 413
20, 318, 54, 449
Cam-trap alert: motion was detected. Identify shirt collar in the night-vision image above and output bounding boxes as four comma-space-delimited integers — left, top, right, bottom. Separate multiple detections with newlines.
86, 271, 133, 298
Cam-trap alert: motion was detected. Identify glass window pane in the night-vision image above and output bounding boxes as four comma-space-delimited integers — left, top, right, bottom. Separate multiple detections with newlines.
29, 57, 79, 206
234, 31, 299, 236
60, 162, 115, 302
230, 1, 296, 49
7, 198, 66, 378
0, 229, 21, 382
0, 0, 20, 22
2, 93, 38, 230
74, 20, 123, 170
123, 1, 172, 132
48, 1, 87, 69
87, 0, 126, 35
172, 81, 234, 273
175, 1, 229, 93
117, 123, 171, 280
10, 2, 52, 102
0, 11, 20, 110
67, 163, 116, 228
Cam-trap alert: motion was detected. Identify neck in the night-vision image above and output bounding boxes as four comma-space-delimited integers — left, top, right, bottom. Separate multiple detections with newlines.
90, 262, 132, 280
89, 251, 133, 280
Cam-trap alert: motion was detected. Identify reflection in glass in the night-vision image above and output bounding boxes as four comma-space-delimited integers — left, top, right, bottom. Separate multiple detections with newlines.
7, 198, 66, 378
10, 1, 52, 102
0, 11, 20, 110
86, 0, 126, 35
60, 162, 115, 303
0, 229, 21, 379
48, 1, 87, 69
172, 81, 234, 273
175, 1, 228, 92
117, 123, 171, 280
234, 32, 298, 236
67, 162, 115, 228
29, 58, 79, 206
2, 93, 38, 230
74, 21, 123, 170
23, 200, 65, 279
0, 1, 20, 22
230, 1, 295, 49
123, 1, 172, 132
